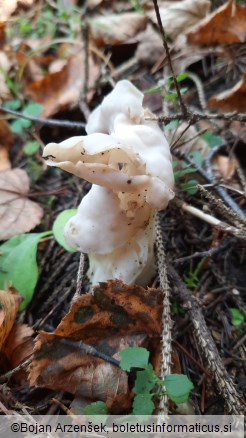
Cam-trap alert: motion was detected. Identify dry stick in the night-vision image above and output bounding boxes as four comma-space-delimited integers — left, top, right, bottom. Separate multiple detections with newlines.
197, 185, 246, 229
174, 237, 236, 264
0, 106, 86, 129
72, 252, 85, 301
172, 147, 246, 219
168, 264, 245, 415
146, 110, 246, 124
155, 214, 172, 415
0, 358, 32, 383
152, 0, 188, 117
173, 198, 246, 240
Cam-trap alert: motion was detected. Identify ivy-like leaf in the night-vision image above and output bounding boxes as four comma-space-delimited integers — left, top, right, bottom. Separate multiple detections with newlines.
119, 347, 149, 372
133, 365, 156, 395
163, 374, 193, 405
132, 394, 154, 415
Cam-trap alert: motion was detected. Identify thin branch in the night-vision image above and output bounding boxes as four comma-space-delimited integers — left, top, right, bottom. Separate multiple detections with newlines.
155, 214, 172, 415
173, 198, 246, 240
149, 110, 246, 124
174, 237, 236, 264
152, 0, 188, 117
0, 106, 86, 129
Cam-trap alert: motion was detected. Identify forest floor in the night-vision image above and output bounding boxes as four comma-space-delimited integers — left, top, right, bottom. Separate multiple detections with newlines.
0, 0, 245, 420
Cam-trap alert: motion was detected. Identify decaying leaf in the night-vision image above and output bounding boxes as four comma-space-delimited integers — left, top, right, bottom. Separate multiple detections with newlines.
2, 323, 34, 383
213, 155, 237, 181
0, 288, 22, 350
148, 0, 210, 41
0, 168, 43, 240
89, 12, 148, 46
29, 280, 163, 411
187, 0, 246, 46
25, 53, 99, 118
0, 0, 35, 21
0, 120, 14, 171
208, 71, 246, 113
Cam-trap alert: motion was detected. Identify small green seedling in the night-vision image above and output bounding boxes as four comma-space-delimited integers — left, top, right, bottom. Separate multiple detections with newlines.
84, 347, 193, 415
230, 308, 245, 326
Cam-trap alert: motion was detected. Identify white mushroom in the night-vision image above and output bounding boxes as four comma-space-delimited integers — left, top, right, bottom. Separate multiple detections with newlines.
43, 80, 174, 286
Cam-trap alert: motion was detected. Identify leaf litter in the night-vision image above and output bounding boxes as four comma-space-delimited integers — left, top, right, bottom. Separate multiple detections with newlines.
0, 0, 245, 418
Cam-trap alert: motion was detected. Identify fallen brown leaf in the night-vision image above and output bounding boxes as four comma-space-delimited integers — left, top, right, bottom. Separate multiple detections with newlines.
208, 71, 246, 113
0, 120, 14, 171
187, 0, 246, 46
29, 280, 164, 411
25, 53, 99, 118
213, 155, 237, 181
2, 323, 34, 384
148, 0, 210, 40
0, 0, 35, 21
0, 288, 22, 350
0, 168, 43, 240
89, 12, 148, 46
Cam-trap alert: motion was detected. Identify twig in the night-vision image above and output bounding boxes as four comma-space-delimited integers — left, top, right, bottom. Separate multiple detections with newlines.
203, 144, 246, 219
174, 237, 236, 264
198, 185, 246, 228
173, 198, 246, 240
168, 264, 245, 415
72, 253, 85, 301
0, 358, 32, 383
153, 110, 246, 124
152, 0, 188, 117
155, 214, 172, 415
173, 147, 246, 219
61, 338, 120, 367
0, 106, 86, 129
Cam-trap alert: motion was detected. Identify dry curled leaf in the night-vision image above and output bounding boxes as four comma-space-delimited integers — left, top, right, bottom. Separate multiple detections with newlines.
25, 53, 99, 118
208, 71, 246, 113
187, 0, 246, 46
0, 168, 43, 240
0, 288, 22, 350
29, 280, 163, 411
89, 12, 148, 46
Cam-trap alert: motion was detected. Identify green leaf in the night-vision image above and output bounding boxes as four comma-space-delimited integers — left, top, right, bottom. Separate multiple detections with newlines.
10, 119, 31, 133
23, 102, 43, 117
132, 394, 154, 415
3, 99, 21, 110
52, 209, 77, 252
230, 308, 245, 326
84, 401, 108, 415
133, 365, 156, 395
0, 232, 52, 310
181, 179, 199, 195
163, 374, 193, 404
165, 120, 179, 130
189, 150, 203, 168
174, 167, 196, 180
176, 72, 189, 82
202, 131, 223, 148
119, 347, 149, 372
144, 85, 163, 94
23, 141, 40, 156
